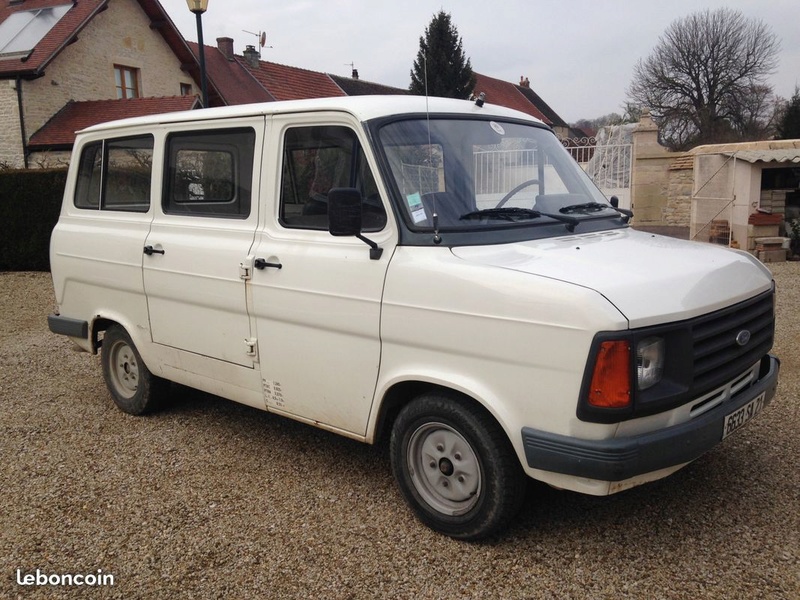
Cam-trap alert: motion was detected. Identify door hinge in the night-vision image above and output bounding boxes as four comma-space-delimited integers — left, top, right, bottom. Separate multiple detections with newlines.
239, 262, 252, 280
245, 338, 258, 358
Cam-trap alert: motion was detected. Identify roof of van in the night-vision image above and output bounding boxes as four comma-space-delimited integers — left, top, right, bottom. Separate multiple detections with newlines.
78, 95, 546, 135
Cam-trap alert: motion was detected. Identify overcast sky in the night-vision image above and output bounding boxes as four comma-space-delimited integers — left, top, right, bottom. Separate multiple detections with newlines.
164, 0, 800, 123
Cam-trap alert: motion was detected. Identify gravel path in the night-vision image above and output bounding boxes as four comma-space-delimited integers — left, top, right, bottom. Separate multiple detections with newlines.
1, 264, 798, 599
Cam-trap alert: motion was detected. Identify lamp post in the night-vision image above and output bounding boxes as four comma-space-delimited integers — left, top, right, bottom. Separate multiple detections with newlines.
186, 0, 209, 107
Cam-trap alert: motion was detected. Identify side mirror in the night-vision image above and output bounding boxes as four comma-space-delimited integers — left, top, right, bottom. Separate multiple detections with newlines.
608, 195, 633, 222
327, 187, 383, 260
328, 187, 363, 237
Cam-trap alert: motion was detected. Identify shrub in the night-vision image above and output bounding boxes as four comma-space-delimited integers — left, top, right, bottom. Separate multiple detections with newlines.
0, 169, 67, 271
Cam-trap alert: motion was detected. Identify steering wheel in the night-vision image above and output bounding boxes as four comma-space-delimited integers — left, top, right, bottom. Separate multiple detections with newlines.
496, 179, 540, 208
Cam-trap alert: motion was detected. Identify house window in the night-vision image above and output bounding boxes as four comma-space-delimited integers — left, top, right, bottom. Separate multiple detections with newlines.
114, 65, 140, 99
180, 83, 193, 96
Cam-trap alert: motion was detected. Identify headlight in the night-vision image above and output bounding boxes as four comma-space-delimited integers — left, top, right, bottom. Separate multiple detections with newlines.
637, 337, 664, 390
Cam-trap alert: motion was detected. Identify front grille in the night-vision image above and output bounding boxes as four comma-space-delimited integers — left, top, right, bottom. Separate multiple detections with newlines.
578, 287, 776, 424
691, 290, 774, 395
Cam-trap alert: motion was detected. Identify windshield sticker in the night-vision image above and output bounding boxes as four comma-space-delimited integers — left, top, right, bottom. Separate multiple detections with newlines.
406, 192, 427, 223
490, 121, 505, 135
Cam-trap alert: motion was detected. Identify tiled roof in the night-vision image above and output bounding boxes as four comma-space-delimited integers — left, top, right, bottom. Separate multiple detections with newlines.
187, 42, 273, 105
515, 84, 568, 128
472, 73, 551, 124
241, 58, 345, 101
329, 74, 409, 96
28, 96, 199, 148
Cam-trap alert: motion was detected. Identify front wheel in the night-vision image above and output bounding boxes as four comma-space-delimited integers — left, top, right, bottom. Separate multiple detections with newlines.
390, 392, 527, 540
101, 325, 168, 415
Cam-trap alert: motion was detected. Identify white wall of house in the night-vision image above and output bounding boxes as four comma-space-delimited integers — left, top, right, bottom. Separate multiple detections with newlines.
0, 0, 195, 168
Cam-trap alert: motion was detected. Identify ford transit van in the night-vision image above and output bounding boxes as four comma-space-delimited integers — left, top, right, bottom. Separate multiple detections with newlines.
49, 96, 780, 539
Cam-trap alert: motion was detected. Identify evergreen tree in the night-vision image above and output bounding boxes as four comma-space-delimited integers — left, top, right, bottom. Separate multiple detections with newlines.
777, 88, 800, 139
409, 11, 475, 99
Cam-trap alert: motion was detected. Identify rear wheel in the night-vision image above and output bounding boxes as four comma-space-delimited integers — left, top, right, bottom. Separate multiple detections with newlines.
101, 325, 168, 415
390, 392, 527, 540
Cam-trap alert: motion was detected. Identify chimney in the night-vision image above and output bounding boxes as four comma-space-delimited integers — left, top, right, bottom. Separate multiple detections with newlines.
217, 37, 234, 61
243, 45, 260, 69
351, 68, 359, 80
520, 76, 530, 88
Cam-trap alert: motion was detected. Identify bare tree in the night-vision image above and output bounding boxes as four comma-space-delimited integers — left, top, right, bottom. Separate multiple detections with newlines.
627, 8, 780, 150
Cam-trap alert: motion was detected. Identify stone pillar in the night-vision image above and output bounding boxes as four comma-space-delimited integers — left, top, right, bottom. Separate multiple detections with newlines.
631, 110, 673, 224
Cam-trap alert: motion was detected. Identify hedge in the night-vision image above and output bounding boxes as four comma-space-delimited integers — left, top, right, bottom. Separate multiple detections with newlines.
0, 169, 67, 271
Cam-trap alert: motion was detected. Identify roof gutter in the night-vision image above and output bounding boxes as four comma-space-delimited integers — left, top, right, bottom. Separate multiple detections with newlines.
16, 76, 28, 169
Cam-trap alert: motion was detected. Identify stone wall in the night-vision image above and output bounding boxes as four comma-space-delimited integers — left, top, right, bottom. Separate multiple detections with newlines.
630, 112, 690, 230
0, 82, 23, 167
3, 0, 195, 168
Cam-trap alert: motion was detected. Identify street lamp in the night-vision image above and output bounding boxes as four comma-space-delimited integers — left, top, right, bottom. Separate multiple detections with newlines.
186, 0, 209, 107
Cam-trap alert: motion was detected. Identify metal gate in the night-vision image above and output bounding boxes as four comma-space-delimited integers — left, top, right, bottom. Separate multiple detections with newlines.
560, 130, 633, 210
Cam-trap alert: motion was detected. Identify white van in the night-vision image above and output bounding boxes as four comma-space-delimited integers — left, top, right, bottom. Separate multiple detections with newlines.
49, 96, 780, 539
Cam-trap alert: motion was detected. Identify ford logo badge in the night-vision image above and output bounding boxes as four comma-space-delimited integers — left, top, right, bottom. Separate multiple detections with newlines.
735, 330, 751, 346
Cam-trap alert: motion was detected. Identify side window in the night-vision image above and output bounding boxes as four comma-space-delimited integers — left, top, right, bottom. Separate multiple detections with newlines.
104, 137, 154, 212
74, 143, 102, 209
164, 128, 255, 218
74, 136, 153, 213
280, 125, 387, 231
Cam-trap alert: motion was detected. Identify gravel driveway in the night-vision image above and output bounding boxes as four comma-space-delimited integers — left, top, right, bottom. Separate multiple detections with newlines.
1, 263, 798, 599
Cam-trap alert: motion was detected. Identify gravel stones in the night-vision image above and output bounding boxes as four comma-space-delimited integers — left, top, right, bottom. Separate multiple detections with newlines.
1, 266, 798, 599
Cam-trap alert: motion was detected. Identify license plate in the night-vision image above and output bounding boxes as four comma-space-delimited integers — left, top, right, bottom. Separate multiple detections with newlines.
722, 391, 766, 440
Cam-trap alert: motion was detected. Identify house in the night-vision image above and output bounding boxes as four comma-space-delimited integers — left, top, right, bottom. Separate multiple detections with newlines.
0, 0, 202, 168
0, 0, 577, 169
189, 37, 407, 107
193, 40, 570, 137
471, 73, 573, 140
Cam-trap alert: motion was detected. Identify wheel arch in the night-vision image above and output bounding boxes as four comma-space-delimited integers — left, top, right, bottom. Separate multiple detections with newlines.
370, 379, 515, 454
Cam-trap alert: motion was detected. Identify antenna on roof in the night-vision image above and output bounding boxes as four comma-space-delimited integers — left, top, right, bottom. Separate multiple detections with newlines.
344, 62, 359, 79
242, 30, 272, 57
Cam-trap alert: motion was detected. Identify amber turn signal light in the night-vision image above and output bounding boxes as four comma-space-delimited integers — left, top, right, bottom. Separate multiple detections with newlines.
587, 340, 632, 408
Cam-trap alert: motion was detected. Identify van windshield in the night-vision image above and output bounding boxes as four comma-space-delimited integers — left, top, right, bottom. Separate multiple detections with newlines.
377, 118, 616, 232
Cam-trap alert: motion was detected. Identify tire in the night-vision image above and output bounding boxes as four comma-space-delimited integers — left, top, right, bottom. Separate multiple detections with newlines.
390, 392, 527, 540
101, 325, 168, 415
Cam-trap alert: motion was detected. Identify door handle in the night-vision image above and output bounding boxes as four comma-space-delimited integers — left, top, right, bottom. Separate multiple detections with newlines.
143, 245, 165, 256
254, 258, 282, 270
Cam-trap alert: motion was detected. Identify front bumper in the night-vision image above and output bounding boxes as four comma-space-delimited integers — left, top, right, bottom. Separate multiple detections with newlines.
521, 354, 780, 482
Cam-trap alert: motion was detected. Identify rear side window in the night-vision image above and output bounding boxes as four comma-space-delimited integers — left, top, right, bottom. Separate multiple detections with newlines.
74, 136, 154, 212
163, 128, 255, 218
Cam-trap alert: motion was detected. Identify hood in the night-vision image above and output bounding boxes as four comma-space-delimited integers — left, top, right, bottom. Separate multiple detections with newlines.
450, 228, 773, 328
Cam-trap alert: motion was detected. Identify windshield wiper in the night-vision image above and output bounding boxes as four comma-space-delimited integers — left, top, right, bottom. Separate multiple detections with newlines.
460, 207, 544, 222
560, 201, 633, 223
559, 202, 613, 214
460, 207, 579, 231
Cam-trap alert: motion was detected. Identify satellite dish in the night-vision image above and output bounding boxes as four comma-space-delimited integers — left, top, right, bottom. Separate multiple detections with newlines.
259, 32, 266, 48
